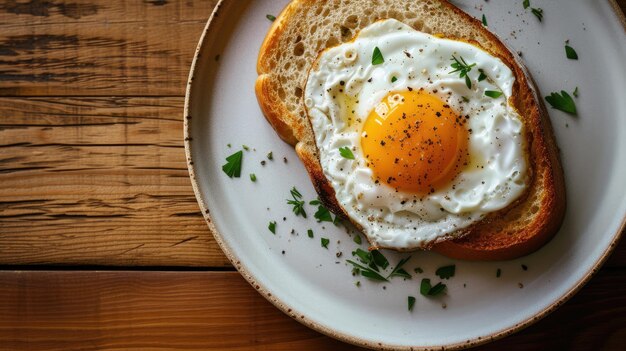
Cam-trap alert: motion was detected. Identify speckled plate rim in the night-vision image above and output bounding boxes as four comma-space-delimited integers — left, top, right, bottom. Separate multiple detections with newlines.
183, 1, 626, 350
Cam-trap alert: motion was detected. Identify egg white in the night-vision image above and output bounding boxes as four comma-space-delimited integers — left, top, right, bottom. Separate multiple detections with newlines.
304, 19, 528, 249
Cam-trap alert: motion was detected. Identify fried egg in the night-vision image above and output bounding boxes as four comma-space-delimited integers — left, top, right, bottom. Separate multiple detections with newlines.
304, 19, 529, 249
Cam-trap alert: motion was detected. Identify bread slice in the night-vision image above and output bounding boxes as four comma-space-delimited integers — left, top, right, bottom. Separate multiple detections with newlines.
255, 0, 565, 260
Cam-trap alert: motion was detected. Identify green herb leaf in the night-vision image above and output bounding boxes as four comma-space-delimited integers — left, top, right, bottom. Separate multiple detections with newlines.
420, 278, 447, 297
388, 256, 412, 279
310, 199, 333, 222
531, 7, 543, 21
333, 215, 342, 226
339, 146, 355, 160
353, 235, 362, 245
485, 90, 503, 98
573, 86, 579, 98
321, 237, 330, 249
371, 250, 389, 269
250, 173, 257, 182
307, 229, 314, 238
222, 150, 243, 178
523, 0, 530, 9
268, 221, 276, 234
372, 47, 384, 65
414, 267, 423, 274
429, 282, 446, 296
408, 296, 416, 311
266, 14, 276, 22
435, 265, 456, 279
353, 248, 372, 264
346, 260, 389, 281
482, 14, 488, 26
391, 76, 397, 83
496, 268, 502, 277
545, 90, 577, 115
449, 55, 476, 89
565, 45, 578, 60
420, 278, 432, 295
462, 96, 470, 103
478, 69, 487, 81
287, 186, 306, 218
267, 151, 273, 160
242, 145, 250, 151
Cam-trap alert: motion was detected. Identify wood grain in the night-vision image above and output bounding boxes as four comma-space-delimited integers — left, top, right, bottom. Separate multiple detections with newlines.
0, 270, 624, 351
0, 0, 218, 96
0, 97, 228, 266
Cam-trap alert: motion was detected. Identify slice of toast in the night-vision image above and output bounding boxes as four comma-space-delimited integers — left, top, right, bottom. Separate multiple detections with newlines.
255, 0, 565, 260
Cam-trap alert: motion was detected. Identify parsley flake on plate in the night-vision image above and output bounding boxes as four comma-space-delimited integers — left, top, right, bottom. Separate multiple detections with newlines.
266, 14, 276, 22
408, 296, 416, 311
420, 278, 446, 297
287, 186, 306, 218
321, 237, 330, 249
310, 199, 333, 222
222, 150, 243, 178
435, 265, 456, 279
268, 221, 276, 234
545, 90, 577, 115
565, 44, 578, 60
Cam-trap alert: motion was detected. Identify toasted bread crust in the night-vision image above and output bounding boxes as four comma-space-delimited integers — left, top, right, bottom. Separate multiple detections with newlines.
255, 0, 565, 260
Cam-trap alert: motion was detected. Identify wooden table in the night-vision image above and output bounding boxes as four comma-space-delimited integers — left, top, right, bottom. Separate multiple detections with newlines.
0, 1, 624, 350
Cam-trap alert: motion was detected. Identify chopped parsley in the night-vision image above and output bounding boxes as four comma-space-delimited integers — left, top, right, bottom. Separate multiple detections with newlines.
435, 264, 456, 279
391, 76, 398, 83
523, 1, 543, 21
310, 199, 333, 222
545, 90, 577, 115
496, 268, 502, 277
420, 278, 446, 297
268, 221, 276, 234
266, 14, 276, 22
222, 150, 243, 178
287, 186, 306, 218
485, 90, 503, 98
307, 229, 314, 238
267, 151, 273, 160
565, 45, 578, 60
250, 173, 257, 182
321, 237, 330, 249
242, 145, 250, 151
482, 14, 488, 26
449, 55, 476, 89
414, 267, 423, 274
573, 86, 579, 97
478, 69, 487, 82
371, 250, 389, 269
531, 7, 543, 21
346, 259, 388, 281
462, 96, 470, 103
339, 146, 355, 160
388, 256, 412, 279
408, 296, 416, 311
353, 234, 362, 245
372, 47, 384, 65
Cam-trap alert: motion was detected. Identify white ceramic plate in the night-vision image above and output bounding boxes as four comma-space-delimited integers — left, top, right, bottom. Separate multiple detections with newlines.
185, 1, 626, 349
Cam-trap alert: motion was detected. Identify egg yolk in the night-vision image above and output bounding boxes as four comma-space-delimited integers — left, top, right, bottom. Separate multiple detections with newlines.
361, 90, 468, 194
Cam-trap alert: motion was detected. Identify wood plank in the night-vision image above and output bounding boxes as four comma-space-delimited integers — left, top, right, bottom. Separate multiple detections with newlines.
0, 97, 228, 267
0, 0, 217, 96
0, 270, 624, 351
